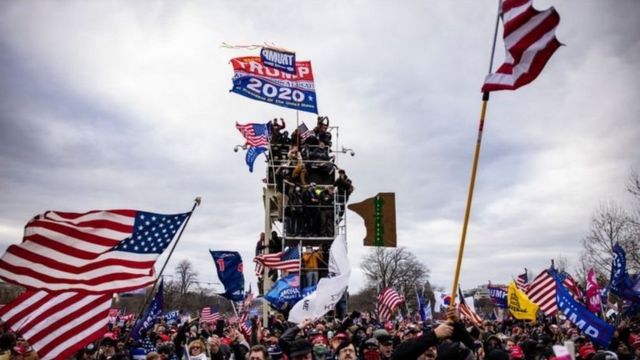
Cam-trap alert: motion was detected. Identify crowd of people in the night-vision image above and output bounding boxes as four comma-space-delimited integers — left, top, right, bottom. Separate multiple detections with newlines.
266, 117, 354, 240
2, 305, 639, 360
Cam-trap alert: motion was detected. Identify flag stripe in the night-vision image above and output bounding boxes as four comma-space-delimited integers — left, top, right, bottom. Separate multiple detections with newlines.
236, 123, 270, 148
378, 288, 404, 322
482, 0, 561, 92
28, 219, 126, 247
3, 247, 157, 273
0, 290, 111, 360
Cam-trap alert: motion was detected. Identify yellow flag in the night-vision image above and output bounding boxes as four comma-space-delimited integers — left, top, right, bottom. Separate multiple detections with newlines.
507, 281, 539, 321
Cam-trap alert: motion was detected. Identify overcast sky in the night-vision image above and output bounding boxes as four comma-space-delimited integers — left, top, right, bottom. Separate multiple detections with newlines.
1, 1, 639, 298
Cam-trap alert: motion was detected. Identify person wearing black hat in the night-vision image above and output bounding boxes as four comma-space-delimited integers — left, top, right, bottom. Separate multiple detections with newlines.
279, 319, 315, 360
378, 334, 394, 360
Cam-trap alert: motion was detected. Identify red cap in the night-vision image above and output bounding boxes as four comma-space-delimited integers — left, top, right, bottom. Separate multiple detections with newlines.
510, 345, 525, 359
312, 335, 328, 346
578, 344, 596, 359
629, 333, 640, 349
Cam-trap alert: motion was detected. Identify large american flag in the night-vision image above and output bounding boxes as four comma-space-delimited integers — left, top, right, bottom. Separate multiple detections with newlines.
482, 0, 561, 92
253, 246, 300, 272
527, 269, 582, 316
378, 287, 404, 322
200, 306, 221, 324
236, 122, 270, 148
0, 209, 190, 293
0, 289, 112, 360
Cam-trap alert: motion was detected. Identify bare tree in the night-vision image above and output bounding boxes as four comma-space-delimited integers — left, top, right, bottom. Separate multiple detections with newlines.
554, 255, 570, 274
175, 259, 199, 301
360, 247, 430, 310
581, 202, 638, 278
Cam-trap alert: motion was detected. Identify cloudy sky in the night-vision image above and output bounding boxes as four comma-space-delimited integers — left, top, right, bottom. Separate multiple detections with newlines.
1, 1, 639, 297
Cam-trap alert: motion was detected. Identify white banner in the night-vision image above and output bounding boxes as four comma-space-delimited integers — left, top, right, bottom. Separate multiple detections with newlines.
288, 234, 350, 323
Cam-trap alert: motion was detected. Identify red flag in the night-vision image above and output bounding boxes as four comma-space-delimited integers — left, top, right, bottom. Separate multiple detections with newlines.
482, 0, 561, 92
0, 289, 112, 360
586, 268, 602, 313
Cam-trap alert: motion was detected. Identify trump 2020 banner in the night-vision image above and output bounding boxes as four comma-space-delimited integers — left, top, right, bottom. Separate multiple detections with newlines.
230, 56, 318, 114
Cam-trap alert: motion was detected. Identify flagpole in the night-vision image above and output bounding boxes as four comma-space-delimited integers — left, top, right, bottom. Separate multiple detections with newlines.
296, 110, 300, 149
449, 0, 501, 307
128, 197, 201, 340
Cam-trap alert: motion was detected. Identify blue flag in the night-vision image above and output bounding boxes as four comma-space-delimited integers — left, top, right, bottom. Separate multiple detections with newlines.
210, 251, 245, 301
264, 273, 316, 311
610, 243, 640, 303
246, 146, 267, 172
488, 285, 508, 308
261, 47, 296, 74
553, 271, 614, 347
131, 279, 164, 340
415, 287, 430, 322
163, 310, 180, 324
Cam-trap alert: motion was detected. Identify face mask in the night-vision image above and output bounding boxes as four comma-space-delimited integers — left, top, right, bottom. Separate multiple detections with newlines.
313, 344, 327, 355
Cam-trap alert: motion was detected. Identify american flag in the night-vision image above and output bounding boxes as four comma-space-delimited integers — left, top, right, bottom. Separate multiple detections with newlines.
0, 289, 112, 360
378, 287, 404, 322
254, 246, 300, 272
243, 284, 254, 309
296, 123, 314, 142
255, 261, 264, 279
0, 210, 190, 293
236, 122, 270, 148
516, 271, 529, 292
200, 306, 221, 324
457, 287, 482, 326
482, 0, 561, 92
527, 269, 582, 316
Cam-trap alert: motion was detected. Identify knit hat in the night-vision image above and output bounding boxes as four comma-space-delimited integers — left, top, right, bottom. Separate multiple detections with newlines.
289, 339, 312, 358
437, 341, 472, 360
267, 344, 283, 360
486, 349, 509, 360
592, 351, 618, 360
373, 329, 389, 340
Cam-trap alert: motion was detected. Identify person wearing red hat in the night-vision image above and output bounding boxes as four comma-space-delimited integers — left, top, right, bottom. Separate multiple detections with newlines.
578, 343, 597, 360
509, 344, 525, 360
629, 333, 640, 357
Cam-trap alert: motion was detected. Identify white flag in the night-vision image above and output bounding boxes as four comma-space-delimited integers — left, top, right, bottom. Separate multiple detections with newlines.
288, 234, 350, 323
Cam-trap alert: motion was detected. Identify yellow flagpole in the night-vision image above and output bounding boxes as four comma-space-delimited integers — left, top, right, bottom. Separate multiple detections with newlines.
449, 96, 489, 305
449, 0, 502, 306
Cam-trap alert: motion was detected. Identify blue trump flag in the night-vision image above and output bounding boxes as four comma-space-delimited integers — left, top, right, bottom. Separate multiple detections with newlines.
488, 284, 508, 309
553, 271, 614, 348
210, 251, 245, 302
131, 279, 164, 341
264, 273, 316, 311
611, 243, 640, 303
246, 146, 268, 173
